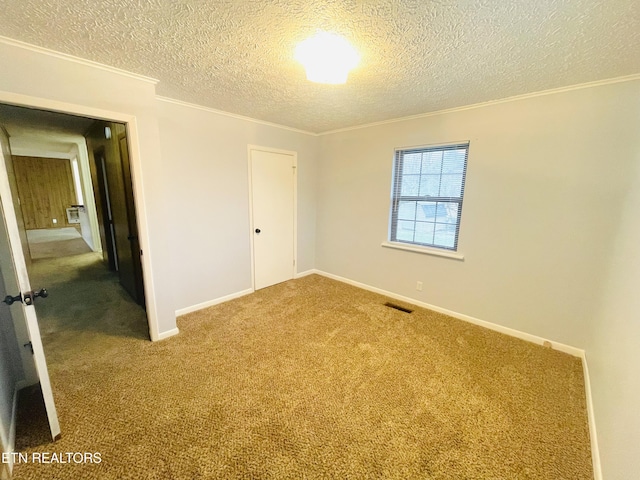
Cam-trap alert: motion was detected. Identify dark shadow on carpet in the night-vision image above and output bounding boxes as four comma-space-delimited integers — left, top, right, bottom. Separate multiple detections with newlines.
28, 253, 150, 353
14, 384, 52, 450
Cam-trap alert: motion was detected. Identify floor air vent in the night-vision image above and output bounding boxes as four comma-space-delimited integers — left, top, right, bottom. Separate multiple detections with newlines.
384, 302, 413, 314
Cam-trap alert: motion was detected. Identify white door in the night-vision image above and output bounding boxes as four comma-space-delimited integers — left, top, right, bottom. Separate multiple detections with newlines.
0, 134, 60, 441
250, 147, 296, 290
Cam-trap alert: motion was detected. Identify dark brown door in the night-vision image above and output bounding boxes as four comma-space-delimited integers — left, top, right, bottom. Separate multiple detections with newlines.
86, 122, 145, 307
117, 133, 145, 308
92, 147, 117, 272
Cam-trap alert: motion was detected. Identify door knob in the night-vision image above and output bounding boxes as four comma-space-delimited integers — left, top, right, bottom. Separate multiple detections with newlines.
255, 228, 261, 234
3, 289, 48, 306
3, 294, 21, 305
34, 288, 48, 299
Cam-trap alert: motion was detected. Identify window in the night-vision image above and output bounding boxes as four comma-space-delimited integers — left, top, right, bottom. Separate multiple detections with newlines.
389, 143, 469, 251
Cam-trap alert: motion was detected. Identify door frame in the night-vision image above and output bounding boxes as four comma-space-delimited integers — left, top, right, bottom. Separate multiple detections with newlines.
0, 91, 160, 341
247, 145, 298, 291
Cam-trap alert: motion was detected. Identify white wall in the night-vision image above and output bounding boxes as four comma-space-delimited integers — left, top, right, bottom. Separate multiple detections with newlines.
587, 115, 640, 480
155, 99, 317, 312
316, 80, 639, 350
69, 143, 101, 252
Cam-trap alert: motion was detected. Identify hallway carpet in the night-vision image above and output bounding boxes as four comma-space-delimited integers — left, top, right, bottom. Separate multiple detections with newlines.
26, 227, 92, 260
13, 264, 593, 479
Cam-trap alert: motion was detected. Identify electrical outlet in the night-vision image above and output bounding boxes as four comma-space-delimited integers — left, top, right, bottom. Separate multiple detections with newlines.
416, 281, 423, 291
52, 218, 57, 224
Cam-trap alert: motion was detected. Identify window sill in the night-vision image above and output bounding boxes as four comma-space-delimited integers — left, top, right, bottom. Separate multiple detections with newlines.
381, 241, 465, 260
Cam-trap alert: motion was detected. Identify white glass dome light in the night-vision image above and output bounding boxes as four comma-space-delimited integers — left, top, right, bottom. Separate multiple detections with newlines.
295, 32, 360, 85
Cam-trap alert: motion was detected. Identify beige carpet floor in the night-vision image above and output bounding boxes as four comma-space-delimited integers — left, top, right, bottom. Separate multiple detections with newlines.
26, 227, 92, 260
28, 238, 92, 260
13, 256, 593, 479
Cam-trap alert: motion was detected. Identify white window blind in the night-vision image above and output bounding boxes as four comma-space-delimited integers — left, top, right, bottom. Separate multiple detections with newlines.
389, 143, 469, 251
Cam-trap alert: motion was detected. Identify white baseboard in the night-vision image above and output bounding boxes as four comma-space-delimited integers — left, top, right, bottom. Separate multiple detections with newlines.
175, 288, 254, 317
581, 353, 602, 480
294, 269, 317, 279
313, 269, 584, 357
155, 327, 180, 341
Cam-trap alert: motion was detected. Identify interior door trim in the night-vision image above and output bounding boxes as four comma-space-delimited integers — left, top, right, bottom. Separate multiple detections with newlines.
0, 91, 161, 341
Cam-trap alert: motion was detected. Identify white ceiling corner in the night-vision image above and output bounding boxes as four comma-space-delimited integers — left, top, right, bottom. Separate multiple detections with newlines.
0, 0, 638, 133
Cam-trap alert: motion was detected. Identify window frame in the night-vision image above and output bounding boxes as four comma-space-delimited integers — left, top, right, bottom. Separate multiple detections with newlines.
388, 142, 470, 252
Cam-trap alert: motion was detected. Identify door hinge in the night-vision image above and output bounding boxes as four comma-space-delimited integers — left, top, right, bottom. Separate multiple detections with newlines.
23, 342, 33, 355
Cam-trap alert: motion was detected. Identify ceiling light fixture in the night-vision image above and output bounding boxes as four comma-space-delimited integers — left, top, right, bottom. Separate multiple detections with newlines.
294, 32, 360, 85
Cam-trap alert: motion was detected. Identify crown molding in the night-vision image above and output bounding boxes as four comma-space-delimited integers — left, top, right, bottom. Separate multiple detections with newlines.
0, 36, 159, 84
319, 74, 640, 136
155, 96, 318, 137
3, 32, 635, 136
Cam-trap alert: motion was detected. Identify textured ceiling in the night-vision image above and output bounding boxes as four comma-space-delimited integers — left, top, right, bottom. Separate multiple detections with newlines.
0, 0, 639, 133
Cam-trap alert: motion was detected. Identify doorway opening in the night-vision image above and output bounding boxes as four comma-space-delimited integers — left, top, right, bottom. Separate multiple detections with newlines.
0, 104, 147, 312
0, 102, 150, 449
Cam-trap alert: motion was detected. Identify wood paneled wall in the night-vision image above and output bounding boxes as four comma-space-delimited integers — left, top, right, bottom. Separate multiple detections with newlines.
13, 156, 77, 230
